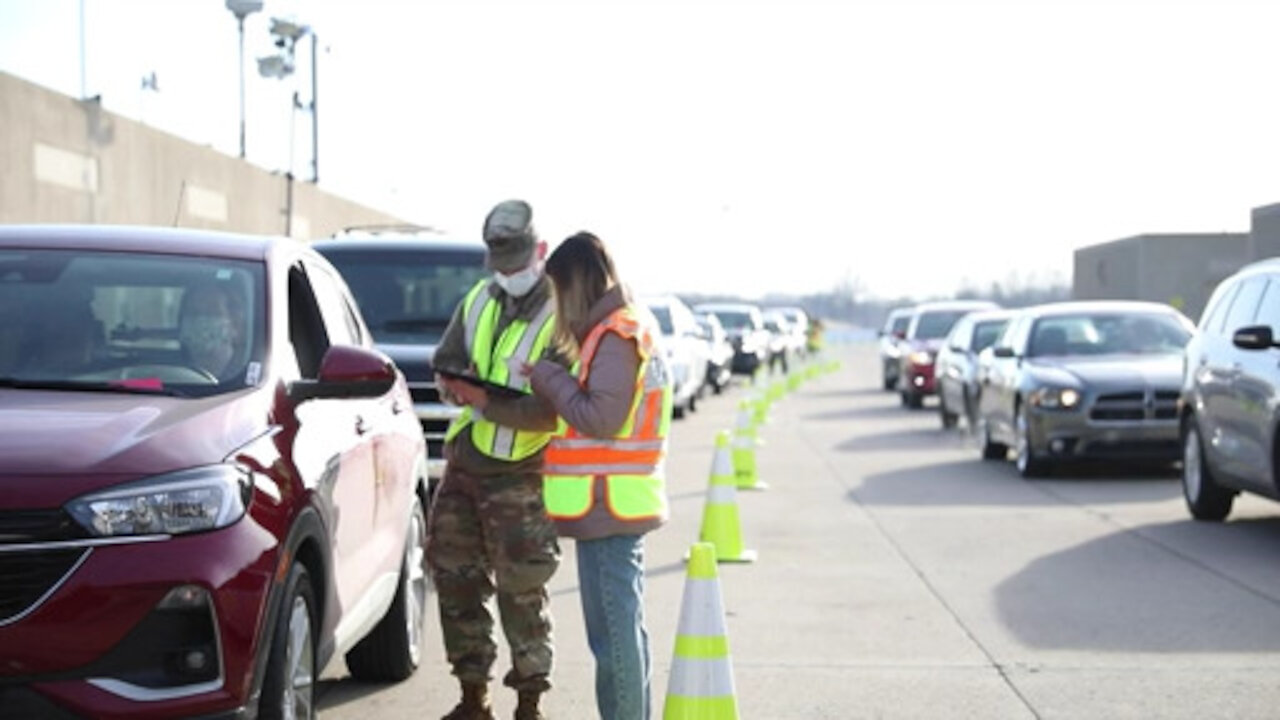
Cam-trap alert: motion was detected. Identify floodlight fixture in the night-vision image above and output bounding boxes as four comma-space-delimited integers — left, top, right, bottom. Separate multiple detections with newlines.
257, 55, 294, 79
225, 0, 263, 20
269, 17, 311, 43
258, 15, 320, 184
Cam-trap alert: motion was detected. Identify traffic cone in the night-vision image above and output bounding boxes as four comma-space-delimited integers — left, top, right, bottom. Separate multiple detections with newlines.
749, 393, 770, 428
769, 378, 786, 403
699, 431, 756, 563
786, 371, 802, 393
732, 413, 767, 491
664, 542, 740, 720
734, 399, 762, 445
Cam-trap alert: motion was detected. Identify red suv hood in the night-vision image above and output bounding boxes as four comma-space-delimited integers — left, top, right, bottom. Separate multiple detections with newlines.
907, 339, 944, 353
0, 387, 270, 507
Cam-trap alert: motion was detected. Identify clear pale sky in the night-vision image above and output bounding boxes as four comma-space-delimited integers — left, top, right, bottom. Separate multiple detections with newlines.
2, 0, 1279, 301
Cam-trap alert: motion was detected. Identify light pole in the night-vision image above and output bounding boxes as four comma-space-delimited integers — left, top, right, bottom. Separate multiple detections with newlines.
226, 0, 263, 159
258, 17, 318, 183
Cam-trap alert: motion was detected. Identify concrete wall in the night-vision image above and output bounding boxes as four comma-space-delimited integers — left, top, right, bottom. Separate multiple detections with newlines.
1137, 234, 1249, 322
0, 71, 402, 238
1073, 236, 1141, 303
1073, 233, 1249, 322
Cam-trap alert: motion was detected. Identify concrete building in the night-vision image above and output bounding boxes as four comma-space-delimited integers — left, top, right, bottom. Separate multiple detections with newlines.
0, 71, 402, 237
1073, 233, 1249, 322
1248, 202, 1280, 259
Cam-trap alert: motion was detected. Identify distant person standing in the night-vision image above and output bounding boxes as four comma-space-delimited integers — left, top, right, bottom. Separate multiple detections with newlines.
527, 232, 673, 720
428, 199, 563, 720
807, 315, 825, 355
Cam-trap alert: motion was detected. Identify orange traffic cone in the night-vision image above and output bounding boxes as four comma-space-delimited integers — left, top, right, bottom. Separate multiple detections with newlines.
664, 542, 740, 720
699, 430, 756, 563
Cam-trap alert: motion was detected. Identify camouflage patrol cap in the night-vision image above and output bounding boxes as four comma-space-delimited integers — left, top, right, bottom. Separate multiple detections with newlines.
482, 199, 538, 273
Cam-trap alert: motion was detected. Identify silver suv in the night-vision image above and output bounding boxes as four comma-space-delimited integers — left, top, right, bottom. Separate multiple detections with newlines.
1181, 258, 1280, 520
878, 307, 912, 390
313, 225, 489, 481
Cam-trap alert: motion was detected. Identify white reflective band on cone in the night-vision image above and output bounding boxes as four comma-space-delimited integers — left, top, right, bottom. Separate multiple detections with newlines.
677, 579, 727, 637
706, 485, 736, 504
667, 656, 736, 697
711, 451, 733, 477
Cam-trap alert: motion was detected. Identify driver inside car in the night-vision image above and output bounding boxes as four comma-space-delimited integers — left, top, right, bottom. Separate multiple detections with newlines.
178, 282, 245, 380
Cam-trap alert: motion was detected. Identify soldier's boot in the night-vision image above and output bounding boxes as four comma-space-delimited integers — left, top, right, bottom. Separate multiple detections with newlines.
441, 681, 495, 720
513, 689, 545, 720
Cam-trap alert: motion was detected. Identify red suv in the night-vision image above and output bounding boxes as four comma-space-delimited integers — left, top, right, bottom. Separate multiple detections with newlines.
0, 225, 430, 719
897, 300, 1000, 408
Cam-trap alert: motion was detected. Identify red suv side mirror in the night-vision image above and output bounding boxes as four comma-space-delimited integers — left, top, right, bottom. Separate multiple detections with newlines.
290, 345, 397, 402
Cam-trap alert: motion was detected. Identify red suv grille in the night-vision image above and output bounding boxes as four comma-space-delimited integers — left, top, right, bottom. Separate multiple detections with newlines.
0, 548, 88, 623
0, 509, 87, 543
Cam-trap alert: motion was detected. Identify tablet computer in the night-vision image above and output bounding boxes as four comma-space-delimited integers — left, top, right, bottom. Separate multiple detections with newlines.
435, 367, 527, 399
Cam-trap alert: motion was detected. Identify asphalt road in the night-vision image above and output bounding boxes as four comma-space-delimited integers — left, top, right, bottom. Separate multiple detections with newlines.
317, 342, 1280, 719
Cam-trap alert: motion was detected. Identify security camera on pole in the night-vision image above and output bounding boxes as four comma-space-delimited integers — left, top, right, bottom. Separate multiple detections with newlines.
257, 15, 319, 184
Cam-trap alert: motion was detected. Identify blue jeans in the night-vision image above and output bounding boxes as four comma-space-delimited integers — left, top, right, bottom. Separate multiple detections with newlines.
577, 534, 650, 720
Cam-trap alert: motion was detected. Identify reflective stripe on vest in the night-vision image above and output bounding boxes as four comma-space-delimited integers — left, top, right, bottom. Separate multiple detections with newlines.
444, 279, 557, 461
543, 305, 672, 520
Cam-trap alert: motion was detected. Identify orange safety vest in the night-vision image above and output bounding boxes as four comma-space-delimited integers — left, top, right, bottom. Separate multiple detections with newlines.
542, 305, 673, 521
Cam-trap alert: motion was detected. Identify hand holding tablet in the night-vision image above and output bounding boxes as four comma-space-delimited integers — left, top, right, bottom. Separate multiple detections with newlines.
435, 367, 527, 399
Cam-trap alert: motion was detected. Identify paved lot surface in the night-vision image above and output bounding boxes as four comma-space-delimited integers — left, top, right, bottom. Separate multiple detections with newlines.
319, 343, 1280, 719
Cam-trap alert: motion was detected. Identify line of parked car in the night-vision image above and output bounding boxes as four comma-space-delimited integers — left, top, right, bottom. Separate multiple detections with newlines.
877, 259, 1280, 525
643, 297, 812, 417
0, 222, 819, 719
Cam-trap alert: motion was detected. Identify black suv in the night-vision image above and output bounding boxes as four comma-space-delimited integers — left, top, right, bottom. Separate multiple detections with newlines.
1180, 257, 1280, 520
314, 226, 489, 482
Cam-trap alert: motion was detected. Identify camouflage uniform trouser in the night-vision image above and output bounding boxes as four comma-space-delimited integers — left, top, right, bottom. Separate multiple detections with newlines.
425, 462, 561, 692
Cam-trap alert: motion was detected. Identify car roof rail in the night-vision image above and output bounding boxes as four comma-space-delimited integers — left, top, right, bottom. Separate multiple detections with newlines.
335, 223, 445, 237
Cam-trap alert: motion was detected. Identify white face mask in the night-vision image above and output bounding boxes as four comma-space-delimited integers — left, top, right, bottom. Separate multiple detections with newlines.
494, 262, 542, 297
180, 315, 234, 357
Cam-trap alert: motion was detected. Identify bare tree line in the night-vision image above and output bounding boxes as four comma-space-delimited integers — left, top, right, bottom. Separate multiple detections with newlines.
679, 269, 1071, 329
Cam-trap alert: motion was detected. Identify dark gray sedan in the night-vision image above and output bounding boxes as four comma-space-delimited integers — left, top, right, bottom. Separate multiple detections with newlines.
976, 300, 1195, 477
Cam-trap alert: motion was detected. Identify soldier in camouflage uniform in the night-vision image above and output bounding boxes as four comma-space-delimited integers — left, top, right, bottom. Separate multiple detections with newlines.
428, 200, 563, 720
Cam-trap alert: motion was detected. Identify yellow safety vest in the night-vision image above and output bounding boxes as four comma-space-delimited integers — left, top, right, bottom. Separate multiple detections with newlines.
444, 279, 557, 461
543, 305, 672, 521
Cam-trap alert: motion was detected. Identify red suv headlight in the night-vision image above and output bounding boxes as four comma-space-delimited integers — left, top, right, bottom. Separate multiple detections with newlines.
908, 350, 934, 366
65, 465, 252, 537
